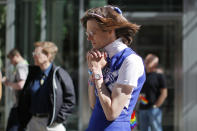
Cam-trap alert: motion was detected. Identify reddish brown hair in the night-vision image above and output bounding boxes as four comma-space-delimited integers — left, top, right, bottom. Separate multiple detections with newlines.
81, 5, 140, 45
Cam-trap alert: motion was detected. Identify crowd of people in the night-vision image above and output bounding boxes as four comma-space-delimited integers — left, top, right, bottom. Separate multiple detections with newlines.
0, 5, 167, 131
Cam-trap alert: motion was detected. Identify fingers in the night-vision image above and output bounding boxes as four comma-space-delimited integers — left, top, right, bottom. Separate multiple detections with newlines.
86, 50, 107, 69
87, 50, 107, 60
88, 50, 104, 59
102, 52, 108, 59
89, 50, 99, 59
2, 77, 6, 83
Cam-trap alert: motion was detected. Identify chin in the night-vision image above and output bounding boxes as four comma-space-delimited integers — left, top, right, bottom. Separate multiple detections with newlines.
92, 46, 102, 50
92, 47, 98, 50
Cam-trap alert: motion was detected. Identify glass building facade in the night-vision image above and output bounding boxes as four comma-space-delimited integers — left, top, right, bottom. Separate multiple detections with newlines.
0, 0, 197, 131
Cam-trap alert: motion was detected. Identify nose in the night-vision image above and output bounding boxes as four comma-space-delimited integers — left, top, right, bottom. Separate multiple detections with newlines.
33, 53, 39, 60
32, 53, 36, 58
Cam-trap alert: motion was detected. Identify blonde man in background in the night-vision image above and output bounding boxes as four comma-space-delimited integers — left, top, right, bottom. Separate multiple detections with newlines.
18, 41, 75, 131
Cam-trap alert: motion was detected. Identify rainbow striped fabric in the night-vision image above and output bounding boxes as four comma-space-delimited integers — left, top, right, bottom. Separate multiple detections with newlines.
139, 95, 148, 105
130, 110, 137, 129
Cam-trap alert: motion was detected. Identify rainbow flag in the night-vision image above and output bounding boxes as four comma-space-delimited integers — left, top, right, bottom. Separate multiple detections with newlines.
130, 110, 137, 129
139, 95, 148, 105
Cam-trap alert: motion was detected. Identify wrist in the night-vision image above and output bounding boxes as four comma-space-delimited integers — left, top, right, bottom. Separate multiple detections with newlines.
91, 68, 102, 79
88, 79, 94, 87
92, 67, 102, 74
93, 73, 103, 80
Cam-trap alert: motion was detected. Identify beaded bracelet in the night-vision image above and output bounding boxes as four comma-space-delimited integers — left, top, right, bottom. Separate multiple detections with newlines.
88, 79, 95, 87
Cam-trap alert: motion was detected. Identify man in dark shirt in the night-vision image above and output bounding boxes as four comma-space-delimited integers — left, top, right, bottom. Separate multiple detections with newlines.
138, 54, 167, 131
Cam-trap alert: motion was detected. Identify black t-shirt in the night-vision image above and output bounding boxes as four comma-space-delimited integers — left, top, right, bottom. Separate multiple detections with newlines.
139, 72, 166, 109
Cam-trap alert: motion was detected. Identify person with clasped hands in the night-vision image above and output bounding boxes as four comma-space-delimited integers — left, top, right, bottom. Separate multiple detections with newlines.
81, 5, 146, 131
18, 41, 75, 131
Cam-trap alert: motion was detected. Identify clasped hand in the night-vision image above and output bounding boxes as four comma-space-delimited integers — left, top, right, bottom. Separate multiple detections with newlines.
86, 50, 107, 72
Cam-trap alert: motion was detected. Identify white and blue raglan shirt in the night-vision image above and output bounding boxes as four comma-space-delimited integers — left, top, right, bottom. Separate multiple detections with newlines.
86, 38, 146, 131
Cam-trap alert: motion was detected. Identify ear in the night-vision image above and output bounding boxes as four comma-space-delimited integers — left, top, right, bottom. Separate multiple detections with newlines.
108, 29, 115, 34
108, 29, 116, 39
15, 53, 20, 57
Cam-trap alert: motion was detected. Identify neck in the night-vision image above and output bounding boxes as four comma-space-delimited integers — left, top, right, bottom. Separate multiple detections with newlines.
104, 38, 127, 58
108, 33, 116, 45
146, 68, 157, 73
16, 57, 24, 64
103, 30, 116, 48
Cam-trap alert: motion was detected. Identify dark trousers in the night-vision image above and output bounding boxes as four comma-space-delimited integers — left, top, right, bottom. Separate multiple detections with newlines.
6, 107, 25, 131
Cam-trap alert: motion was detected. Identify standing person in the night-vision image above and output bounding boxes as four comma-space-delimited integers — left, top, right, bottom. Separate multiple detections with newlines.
18, 41, 76, 131
3, 49, 28, 131
0, 70, 2, 101
81, 5, 146, 131
138, 54, 167, 131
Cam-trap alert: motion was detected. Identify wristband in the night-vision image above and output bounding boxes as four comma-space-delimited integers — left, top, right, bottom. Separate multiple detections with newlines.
88, 79, 94, 86
93, 74, 103, 80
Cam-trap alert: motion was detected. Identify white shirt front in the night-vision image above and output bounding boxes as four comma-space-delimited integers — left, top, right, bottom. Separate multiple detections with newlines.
104, 38, 144, 88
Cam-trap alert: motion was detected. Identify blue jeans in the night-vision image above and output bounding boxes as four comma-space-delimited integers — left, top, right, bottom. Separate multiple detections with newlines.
138, 107, 162, 131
